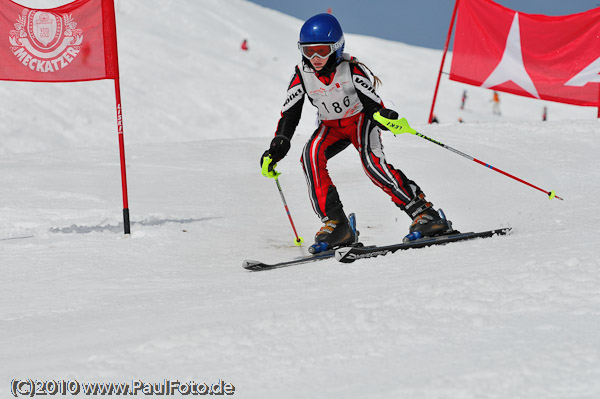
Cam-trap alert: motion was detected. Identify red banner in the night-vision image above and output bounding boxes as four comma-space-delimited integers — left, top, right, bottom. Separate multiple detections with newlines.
450, 0, 600, 106
0, 0, 118, 82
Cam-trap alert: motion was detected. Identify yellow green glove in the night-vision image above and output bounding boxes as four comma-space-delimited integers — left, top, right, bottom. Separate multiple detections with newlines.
373, 111, 417, 135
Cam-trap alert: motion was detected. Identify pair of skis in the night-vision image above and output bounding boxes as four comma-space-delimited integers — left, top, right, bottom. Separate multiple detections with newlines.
243, 227, 512, 272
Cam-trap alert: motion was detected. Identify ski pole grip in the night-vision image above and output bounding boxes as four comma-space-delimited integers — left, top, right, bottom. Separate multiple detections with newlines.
373, 112, 417, 135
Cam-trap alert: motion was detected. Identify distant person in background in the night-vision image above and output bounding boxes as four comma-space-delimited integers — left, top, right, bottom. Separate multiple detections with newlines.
492, 91, 501, 115
542, 106, 547, 121
460, 90, 467, 110
259, 13, 452, 251
241, 39, 248, 51
431, 114, 439, 123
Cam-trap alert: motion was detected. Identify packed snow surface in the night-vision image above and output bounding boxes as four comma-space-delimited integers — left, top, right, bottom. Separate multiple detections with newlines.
2, 0, 599, 398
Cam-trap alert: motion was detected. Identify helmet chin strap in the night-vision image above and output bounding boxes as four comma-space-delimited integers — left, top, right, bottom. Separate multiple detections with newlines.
317, 56, 339, 75
303, 55, 339, 75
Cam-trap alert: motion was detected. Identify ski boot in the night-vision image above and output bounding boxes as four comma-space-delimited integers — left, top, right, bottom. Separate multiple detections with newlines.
309, 209, 356, 254
403, 194, 453, 242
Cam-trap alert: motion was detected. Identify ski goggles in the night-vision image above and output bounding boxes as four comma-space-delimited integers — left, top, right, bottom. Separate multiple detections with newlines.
298, 37, 344, 60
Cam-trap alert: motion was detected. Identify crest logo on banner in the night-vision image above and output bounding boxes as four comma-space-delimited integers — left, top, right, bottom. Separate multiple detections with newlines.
9, 9, 84, 73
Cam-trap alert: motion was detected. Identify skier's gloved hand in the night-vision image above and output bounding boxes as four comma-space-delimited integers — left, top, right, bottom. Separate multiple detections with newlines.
373, 109, 417, 135
267, 136, 291, 163
373, 108, 399, 130
260, 136, 290, 179
260, 154, 280, 178
378, 108, 399, 124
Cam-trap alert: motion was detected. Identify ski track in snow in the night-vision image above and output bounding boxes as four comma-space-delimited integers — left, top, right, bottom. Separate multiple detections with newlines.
1, 1, 599, 398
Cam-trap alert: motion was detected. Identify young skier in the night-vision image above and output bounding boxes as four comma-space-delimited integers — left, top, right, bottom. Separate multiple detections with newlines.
260, 13, 451, 250
492, 91, 501, 115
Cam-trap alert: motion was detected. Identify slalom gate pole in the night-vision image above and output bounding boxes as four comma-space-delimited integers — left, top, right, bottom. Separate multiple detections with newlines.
114, 78, 131, 234
597, 83, 600, 118
274, 176, 304, 246
109, 0, 130, 236
428, 0, 460, 124
413, 130, 564, 200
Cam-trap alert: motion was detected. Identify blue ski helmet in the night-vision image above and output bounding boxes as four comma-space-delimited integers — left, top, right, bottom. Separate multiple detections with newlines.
298, 13, 345, 64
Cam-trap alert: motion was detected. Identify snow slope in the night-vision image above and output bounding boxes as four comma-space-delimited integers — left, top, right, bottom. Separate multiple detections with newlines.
1, 1, 599, 398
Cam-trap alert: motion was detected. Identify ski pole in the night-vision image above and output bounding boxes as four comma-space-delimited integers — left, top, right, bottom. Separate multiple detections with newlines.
373, 112, 564, 201
274, 176, 305, 246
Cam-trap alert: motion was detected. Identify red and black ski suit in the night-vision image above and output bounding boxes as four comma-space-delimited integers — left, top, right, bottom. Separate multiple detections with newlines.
274, 55, 422, 221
